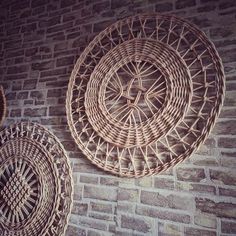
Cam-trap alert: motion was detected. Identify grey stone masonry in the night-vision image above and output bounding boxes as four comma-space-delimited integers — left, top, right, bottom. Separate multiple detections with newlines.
0, 0, 236, 235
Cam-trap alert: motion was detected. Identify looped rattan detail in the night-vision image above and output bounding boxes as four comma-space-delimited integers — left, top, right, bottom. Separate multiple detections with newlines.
0, 86, 6, 126
66, 14, 225, 178
0, 122, 73, 235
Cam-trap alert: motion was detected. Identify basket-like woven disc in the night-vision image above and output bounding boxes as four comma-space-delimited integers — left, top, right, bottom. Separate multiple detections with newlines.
0, 123, 73, 235
67, 14, 225, 178
0, 86, 6, 126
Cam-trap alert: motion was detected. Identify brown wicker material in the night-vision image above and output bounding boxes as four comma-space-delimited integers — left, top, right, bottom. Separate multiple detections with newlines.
0, 86, 6, 126
0, 122, 73, 235
66, 14, 225, 178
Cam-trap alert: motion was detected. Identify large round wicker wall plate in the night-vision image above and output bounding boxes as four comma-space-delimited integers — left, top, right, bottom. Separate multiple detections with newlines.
0, 86, 6, 126
66, 14, 225, 178
0, 122, 73, 235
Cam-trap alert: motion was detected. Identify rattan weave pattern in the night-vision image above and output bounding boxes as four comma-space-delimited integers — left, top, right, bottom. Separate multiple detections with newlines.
0, 122, 73, 236
0, 86, 6, 126
66, 14, 225, 178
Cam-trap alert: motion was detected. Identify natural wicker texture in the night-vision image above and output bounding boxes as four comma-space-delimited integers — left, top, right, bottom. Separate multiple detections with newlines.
0, 122, 73, 236
0, 86, 6, 126
66, 14, 225, 178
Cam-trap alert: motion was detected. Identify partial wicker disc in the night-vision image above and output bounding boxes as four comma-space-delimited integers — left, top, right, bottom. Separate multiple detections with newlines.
0, 86, 6, 126
66, 14, 225, 178
0, 122, 73, 236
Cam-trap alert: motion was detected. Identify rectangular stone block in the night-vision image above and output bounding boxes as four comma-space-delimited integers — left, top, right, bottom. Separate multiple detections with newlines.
61, 0, 76, 8
111, 0, 130, 9
30, 90, 45, 100
118, 188, 139, 202
218, 137, 236, 148
5, 74, 28, 81
10, 109, 22, 117
47, 89, 62, 98
196, 198, 236, 219
87, 230, 103, 236
66, 225, 86, 236
176, 167, 205, 182
4, 39, 22, 50
31, 0, 47, 7
23, 79, 37, 90
155, 2, 173, 12
219, 187, 236, 198
41, 68, 67, 77
49, 106, 66, 116
91, 202, 113, 214
7, 65, 28, 74
154, 177, 174, 190
197, 4, 216, 13
89, 212, 113, 221
210, 169, 236, 186
79, 218, 107, 231
46, 22, 73, 34
93, 1, 110, 13
219, 0, 236, 9
224, 91, 236, 106
73, 184, 83, 201
184, 227, 216, 236
6, 49, 24, 58
100, 177, 119, 186
72, 202, 88, 216
24, 107, 47, 117
12, 81, 22, 91
32, 60, 54, 71
80, 175, 98, 184
221, 220, 236, 234
141, 190, 193, 210
176, 0, 196, 9
121, 215, 151, 233
176, 182, 216, 195
17, 91, 28, 99
117, 202, 135, 214
21, 23, 37, 33
84, 185, 117, 201
25, 47, 38, 57
56, 56, 74, 67
136, 205, 190, 223
194, 213, 217, 229
213, 120, 236, 135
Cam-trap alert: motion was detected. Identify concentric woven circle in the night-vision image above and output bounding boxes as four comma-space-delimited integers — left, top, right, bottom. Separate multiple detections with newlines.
85, 38, 192, 147
67, 14, 225, 177
0, 122, 73, 235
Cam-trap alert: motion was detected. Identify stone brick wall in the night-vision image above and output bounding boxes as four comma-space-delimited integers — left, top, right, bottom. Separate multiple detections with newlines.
0, 0, 236, 235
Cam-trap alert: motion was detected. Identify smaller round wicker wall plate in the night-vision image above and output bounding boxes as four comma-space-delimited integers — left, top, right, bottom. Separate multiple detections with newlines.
0, 86, 6, 126
67, 14, 225, 178
0, 122, 73, 236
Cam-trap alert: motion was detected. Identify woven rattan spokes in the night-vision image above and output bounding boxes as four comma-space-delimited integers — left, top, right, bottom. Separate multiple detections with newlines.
0, 86, 6, 126
67, 14, 225, 177
0, 123, 73, 236
85, 38, 192, 147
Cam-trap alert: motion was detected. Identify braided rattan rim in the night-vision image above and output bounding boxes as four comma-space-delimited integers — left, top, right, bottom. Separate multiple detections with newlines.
0, 86, 6, 126
66, 14, 225, 178
0, 122, 73, 235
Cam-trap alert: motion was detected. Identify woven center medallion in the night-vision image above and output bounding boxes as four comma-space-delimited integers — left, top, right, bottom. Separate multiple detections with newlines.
85, 39, 192, 147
